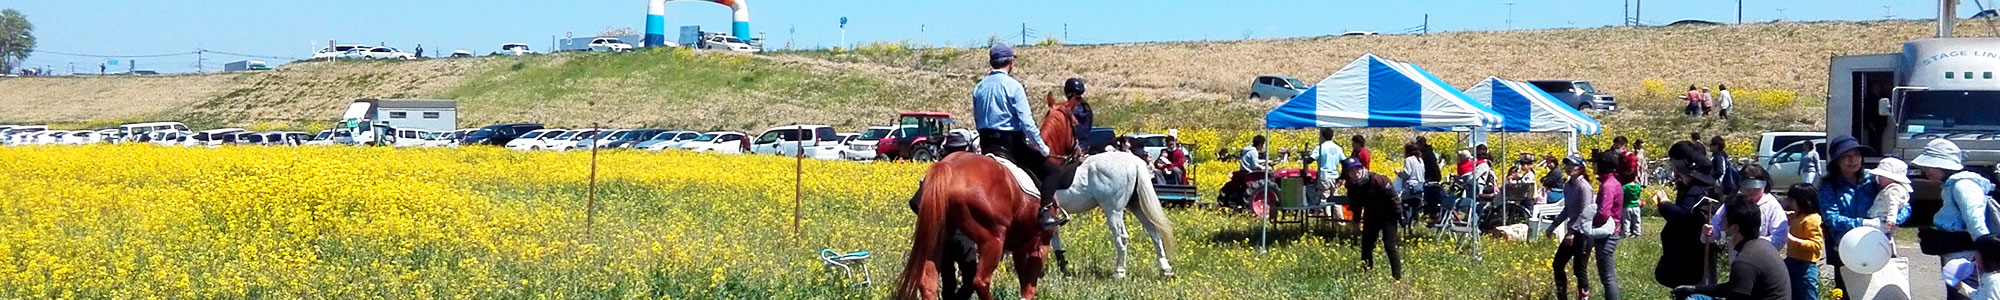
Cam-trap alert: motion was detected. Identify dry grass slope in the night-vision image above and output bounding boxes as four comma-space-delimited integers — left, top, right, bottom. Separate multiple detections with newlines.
0, 20, 1973, 133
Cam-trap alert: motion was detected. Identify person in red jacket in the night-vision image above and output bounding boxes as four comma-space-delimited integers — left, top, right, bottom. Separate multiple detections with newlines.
1351, 135, 1373, 169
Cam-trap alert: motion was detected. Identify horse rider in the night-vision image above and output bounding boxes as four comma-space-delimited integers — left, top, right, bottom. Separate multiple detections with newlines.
973, 42, 1065, 229
1064, 78, 1094, 155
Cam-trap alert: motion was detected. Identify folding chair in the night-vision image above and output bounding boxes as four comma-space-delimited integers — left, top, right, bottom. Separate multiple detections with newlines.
819, 249, 873, 287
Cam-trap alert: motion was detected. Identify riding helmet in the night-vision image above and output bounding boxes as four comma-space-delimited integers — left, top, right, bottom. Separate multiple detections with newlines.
1063, 78, 1087, 95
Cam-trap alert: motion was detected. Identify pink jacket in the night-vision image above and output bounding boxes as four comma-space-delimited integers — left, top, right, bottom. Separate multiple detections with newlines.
1591, 174, 1625, 236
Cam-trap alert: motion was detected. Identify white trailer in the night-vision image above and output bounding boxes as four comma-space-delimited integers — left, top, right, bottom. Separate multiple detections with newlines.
337, 99, 457, 146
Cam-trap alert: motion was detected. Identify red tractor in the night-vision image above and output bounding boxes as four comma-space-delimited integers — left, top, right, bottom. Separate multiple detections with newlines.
876, 112, 974, 161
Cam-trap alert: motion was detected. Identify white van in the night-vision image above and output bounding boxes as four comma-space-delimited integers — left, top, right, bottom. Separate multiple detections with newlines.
750, 125, 844, 160
187, 128, 248, 147
117, 122, 190, 144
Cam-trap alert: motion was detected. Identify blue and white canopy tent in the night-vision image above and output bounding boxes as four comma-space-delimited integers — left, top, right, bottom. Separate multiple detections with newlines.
1263, 54, 1501, 130
1458, 77, 1603, 155
1255, 54, 1499, 253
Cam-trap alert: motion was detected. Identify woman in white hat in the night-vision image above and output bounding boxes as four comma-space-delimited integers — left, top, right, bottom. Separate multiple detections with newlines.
1911, 139, 1999, 300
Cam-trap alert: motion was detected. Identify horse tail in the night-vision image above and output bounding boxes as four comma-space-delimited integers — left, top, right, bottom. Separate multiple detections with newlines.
1128, 162, 1175, 257
896, 164, 953, 300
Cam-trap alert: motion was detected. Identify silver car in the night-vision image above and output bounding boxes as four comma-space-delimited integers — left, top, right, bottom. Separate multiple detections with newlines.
1250, 75, 1309, 100
1528, 80, 1617, 111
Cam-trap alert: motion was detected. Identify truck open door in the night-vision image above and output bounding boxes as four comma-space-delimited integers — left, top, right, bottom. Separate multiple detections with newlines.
1827, 54, 1900, 156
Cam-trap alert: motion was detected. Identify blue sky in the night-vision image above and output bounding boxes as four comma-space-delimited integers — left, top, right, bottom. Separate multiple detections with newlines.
5, 0, 1987, 73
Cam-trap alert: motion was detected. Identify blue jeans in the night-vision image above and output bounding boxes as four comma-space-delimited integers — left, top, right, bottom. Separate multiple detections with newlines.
1684, 294, 1716, 300
1784, 258, 1819, 300
1594, 236, 1622, 300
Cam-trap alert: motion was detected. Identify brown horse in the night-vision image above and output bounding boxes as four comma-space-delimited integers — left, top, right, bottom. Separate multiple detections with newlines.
895, 93, 1081, 300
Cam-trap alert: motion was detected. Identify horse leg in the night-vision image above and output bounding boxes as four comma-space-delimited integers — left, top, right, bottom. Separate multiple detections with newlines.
1049, 230, 1069, 276
971, 237, 1006, 300
1131, 202, 1175, 278
1013, 245, 1050, 300
1103, 207, 1130, 279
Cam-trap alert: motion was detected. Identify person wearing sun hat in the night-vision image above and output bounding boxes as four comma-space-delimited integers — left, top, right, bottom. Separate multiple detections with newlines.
1865, 157, 1913, 233
1817, 135, 1898, 294
1910, 139, 1999, 300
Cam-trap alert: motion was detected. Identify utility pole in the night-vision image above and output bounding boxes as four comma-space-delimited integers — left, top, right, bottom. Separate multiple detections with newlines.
1021, 23, 1028, 45
1777, 8, 1787, 21
195, 48, 204, 73
1886, 5, 1895, 19
1064, 23, 1069, 42
1635, 0, 1643, 26
1424, 14, 1430, 35
1737, 0, 1744, 24
1506, 2, 1517, 30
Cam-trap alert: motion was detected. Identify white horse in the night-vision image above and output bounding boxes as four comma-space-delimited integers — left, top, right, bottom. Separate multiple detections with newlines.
1052, 151, 1176, 279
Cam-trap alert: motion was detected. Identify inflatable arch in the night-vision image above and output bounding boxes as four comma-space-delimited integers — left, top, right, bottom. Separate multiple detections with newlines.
646, 0, 750, 47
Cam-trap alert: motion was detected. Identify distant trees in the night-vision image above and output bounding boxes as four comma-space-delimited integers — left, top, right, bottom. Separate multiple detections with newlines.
0, 9, 35, 74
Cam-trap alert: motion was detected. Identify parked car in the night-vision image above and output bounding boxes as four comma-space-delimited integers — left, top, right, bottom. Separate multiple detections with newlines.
550, 129, 604, 152
702, 35, 760, 53
680, 131, 750, 154
606, 129, 665, 149
390, 128, 438, 148
505, 129, 565, 151
147, 130, 190, 146
1527, 80, 1618, 110
1124, 133, 1171, 159
359, 46, 416, 60
235, 132, 272, 146
311, 44, 370, 59
305, 130, 335, 146
60, 131, 102, 145
188, 128, 248, 147
116, 122, 190, 144
495, 43, 535, 56
462, 123, 544, 146
644, 131, 705, 151
450, 50, 473, 58
844, 126, 895, 160
1757, 132, 1828, 193
2, 126, 47, 145
534, 129, 595, 151
1339, 31, 1380, 37
1250, 75, 1309, 100
750, 125, 844, 160
1082, 126, 1117, 154
588, 37, 634, 52
576, 129, 633, 150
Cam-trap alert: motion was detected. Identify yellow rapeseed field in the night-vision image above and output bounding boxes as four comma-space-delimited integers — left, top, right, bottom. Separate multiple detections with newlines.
0, 145, 1673, 299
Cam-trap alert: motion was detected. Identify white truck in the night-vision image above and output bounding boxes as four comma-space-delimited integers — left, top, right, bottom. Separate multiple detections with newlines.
336, 99, 458, 146
1827, 1, 2000, 223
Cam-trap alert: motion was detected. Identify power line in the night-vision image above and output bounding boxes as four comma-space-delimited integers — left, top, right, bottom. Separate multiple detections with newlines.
33, 50, 199, 58
202, 50, 297, 61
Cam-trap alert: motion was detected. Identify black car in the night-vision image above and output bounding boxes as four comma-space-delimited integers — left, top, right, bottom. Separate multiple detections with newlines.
606, 128, 665, 149
461, 123, 544, 146
1082, 126, 1116, 154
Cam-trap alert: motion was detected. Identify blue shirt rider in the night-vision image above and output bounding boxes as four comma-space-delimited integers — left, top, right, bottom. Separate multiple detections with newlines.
972, 43, 1064, 229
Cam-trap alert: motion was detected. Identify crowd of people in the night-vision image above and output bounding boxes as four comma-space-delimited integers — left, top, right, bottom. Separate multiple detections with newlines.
1647, 134, 2000, 300
1223, 128, 2000, 300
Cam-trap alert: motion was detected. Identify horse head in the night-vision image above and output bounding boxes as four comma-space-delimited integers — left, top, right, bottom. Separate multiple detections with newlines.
1041, 92, 1080, 161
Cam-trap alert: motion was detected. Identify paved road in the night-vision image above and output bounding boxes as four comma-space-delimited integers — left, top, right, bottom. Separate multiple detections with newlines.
1893, 240, 1943, 300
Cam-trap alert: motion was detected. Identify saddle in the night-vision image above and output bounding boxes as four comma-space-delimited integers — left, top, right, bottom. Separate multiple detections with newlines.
984, 154, 1080, 198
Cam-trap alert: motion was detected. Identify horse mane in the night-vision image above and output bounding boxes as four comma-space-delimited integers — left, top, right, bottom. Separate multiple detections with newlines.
1040, 92, 1079, 159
